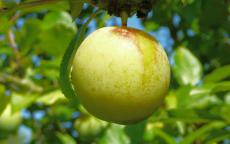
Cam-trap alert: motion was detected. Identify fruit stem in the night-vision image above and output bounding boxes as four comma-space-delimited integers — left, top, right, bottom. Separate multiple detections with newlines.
121, 11, 128, 27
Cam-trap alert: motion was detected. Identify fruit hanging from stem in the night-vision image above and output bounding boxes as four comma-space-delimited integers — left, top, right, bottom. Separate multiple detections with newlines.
71, 26, 170, 124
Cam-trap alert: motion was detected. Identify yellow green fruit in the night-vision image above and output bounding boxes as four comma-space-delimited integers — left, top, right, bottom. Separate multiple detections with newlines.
71, 27, 170, 124
0, 104, 22, 131
74, 114, 107, 141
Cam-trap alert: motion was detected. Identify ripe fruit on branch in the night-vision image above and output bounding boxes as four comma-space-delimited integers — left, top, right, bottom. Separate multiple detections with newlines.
71, 27, 170, 124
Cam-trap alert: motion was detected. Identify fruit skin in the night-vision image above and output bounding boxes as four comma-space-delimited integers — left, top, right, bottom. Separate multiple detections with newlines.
71, 26, 170, 124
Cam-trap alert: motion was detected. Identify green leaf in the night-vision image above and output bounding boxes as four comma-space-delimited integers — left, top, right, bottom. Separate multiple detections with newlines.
168, 109, 207, 123
49, 105, 74, 121
181, 0, 195, 5
225, 92, 230, 104
42, 11, 76, 30
167, 109, 223, 123
175, 85, 221, 109
37, 90, 68, 105
39, 11, 76, 56
2, 0, 69, 15
68, 0, 84, 20
211, 81, 230, 93
0, 85, 10, 115
180, 122, 227, 144
98, 124, 130, 144
218, 104, 230, 122
153, 128, 177, 144
191, 81, 230, 95
1, 0, 18, 8
143, 123, 177, 144
165, 91, 177, 109
11, 93, 37, 112
189, 84, 214, 95
0, 15, 11, 33
172, 47, 203, 86
144, 21, 160, 31
16, 19, 42, 55
124, 121, 146, 144
176, 85, 192, 108
56, 133, 76, 144
35, 58, 61, 80
0, 46, 13, 55
200, 0, 228, 30
204, 128, 230, 144
0, 96, 10, 115
204, 65, 230, 83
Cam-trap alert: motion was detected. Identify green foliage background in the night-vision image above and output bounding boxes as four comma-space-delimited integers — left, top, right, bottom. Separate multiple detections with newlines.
0, 0, 230, 143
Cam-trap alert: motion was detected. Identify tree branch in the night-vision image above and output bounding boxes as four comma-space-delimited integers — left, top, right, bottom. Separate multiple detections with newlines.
6, 12, 21, 65
0, 72, 43, 93
7, 30, 18, 54
0, 0, 63, 13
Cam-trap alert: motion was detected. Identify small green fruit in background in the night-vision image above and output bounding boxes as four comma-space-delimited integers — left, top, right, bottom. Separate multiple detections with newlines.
0, 104, 22, 131
74, 114, 107, 141
71, 27, 170, 124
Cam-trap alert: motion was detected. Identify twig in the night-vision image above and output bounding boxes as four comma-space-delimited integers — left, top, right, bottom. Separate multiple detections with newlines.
7, 30, 18, 54
0, 72, 43, 93
6, 12, 21, 64
9, 11, 21, 23
0, 0, 63, 13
